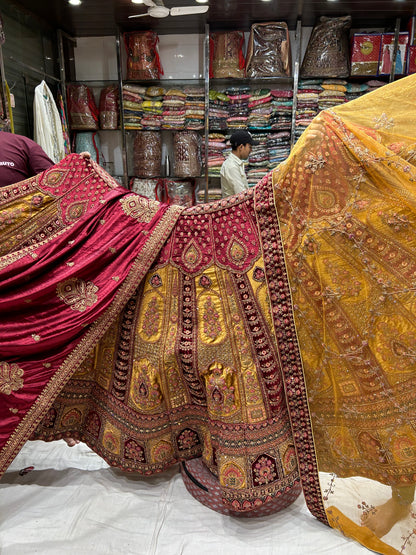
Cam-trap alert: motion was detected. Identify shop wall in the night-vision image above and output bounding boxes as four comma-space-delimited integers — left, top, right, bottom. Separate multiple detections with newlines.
0, 0, 60, 137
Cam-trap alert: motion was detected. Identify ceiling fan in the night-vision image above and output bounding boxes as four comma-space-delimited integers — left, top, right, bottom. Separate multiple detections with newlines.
129, 0, 209, 19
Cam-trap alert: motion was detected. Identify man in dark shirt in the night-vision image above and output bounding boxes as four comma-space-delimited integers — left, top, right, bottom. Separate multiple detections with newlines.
0, 131, 54, 186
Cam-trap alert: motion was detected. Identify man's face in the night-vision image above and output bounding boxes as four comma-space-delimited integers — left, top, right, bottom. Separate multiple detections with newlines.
237, 143, 252, 160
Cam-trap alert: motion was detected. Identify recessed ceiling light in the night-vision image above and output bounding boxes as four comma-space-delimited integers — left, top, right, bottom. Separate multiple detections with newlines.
131, 0, 144, 3
196, 0, 209, 3
68, 0, 82, 5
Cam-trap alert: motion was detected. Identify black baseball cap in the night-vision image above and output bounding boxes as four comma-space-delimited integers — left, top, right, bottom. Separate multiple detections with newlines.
229, 130, 258, 148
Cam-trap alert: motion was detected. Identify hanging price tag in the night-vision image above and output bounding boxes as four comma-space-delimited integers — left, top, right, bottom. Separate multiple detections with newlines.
9, 93, 15, 108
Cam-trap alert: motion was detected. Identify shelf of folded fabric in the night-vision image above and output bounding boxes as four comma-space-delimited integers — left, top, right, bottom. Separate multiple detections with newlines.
121, 82, 205, 132
209, 77, 293, 86
206, 84, 293, 187
293, 76, 390, 143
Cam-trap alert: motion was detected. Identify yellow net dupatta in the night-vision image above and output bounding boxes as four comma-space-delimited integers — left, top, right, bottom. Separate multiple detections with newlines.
272, 73, 416, 553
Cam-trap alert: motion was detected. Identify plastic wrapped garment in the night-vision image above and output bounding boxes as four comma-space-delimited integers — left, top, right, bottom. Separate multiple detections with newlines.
301, 16, 351, 78
133, 130, 162, 178
161, 178, 195, 207
124, 31, 163, 80
75, 131, 101, 163
210, 31, 245, 78
245, 22, 291, 78
99, 85, 119, 130
67, 83, 99, 131
130, 177, 159, 200
173, 131, 202, 178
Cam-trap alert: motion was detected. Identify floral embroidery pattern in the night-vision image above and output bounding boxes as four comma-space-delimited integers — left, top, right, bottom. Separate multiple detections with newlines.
0, 207, 22, 231
304, 153, 326, 173
252, 455, 278, 486
124, 439, 146, 462
150, 274, 162, 288
142, 296, 160, 337
203, 296, 222, 340
56, 277, 99, 312
31, 195, 44, 207
120, 194, 159, 223
373, 112, 394, 130
177, 428, 200, 451
199, 274, 211, 288
0, 362, 24, 395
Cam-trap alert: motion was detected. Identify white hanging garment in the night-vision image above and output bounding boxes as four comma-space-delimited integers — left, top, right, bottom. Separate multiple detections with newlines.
33, 80, 66, 163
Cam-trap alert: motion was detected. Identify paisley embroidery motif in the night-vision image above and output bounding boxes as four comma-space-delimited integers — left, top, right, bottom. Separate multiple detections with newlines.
0, 361, 24, 395
182, 239, 202, 269
226, 237, 247, 266
204, 362, 239, 417
120, 194, 159, 223
66, 200, 88, 221
56, 277, 99, 312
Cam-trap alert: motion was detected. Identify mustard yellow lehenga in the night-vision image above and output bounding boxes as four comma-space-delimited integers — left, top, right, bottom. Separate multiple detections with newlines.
277, 74, 416, 553
2, 75, 416, 555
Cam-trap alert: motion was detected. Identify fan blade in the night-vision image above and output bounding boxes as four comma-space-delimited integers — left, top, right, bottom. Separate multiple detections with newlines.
128, 12, 150, 18
170, 6, 209, 16
143, 0, 157, 6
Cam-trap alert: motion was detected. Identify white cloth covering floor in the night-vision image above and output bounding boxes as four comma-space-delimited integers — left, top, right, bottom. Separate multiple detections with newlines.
0, 440, 370, 554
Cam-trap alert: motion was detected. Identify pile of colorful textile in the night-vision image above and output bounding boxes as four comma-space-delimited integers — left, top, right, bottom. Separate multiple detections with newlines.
225, 85, 250, 130
204, 133, 228, 178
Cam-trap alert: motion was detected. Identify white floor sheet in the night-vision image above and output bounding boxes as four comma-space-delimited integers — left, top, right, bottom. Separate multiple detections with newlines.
0, 440, 370, 554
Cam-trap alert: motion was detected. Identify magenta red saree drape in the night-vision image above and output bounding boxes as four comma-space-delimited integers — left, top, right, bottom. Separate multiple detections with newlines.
0, 153, 183, 473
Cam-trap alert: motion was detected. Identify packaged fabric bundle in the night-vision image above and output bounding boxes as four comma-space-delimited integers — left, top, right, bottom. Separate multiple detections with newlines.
124, 30, 163, 80
378, 32, 409, 76
129, 177, 159, 200
245, 22, 291, 78
160, 178, 195, 207
300, 16, 351, 78
133, 131, 162, 177
67, 83, 99, 130
99, 85, 119, 129
75, 131, 101, 163
173, 131, 202, 178
350, 33, 382, 77
210, 31, 245, 78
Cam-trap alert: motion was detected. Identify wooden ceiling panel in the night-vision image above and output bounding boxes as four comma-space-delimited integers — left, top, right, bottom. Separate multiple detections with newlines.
10, 0, 416, 36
